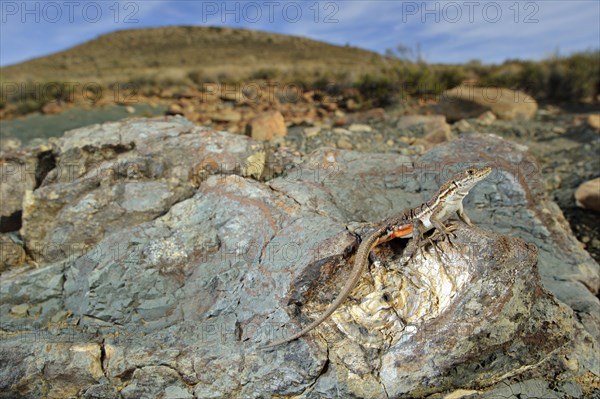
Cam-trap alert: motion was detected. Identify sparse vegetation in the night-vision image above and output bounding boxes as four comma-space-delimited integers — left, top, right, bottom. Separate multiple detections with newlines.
354, 74, 398, 107
0, 26, 598, 118
476, 51, 600, 103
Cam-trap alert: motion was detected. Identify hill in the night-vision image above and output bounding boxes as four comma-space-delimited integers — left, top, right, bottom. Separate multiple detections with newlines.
0, 26, 597, 118
0, 26, 388, 84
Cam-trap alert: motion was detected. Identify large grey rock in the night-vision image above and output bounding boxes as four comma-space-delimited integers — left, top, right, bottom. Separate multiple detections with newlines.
1, 119, 598, 398
421, 135, 600, 342
19, 116, 267, 263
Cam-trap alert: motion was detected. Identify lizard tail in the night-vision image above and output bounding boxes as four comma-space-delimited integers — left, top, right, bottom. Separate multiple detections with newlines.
259, 231, 383, 349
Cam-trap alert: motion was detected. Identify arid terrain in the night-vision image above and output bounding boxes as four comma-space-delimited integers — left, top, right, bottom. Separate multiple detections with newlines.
1, 27, 599, 398
2, 27, 598, 265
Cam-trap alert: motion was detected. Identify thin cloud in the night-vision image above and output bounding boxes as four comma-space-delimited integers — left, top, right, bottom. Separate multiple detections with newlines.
1, 0, 598, 67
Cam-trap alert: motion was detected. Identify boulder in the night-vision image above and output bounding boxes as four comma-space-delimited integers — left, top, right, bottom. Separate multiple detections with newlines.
167, 102, 183, 115
19, 116, 267, 263
41, 102, 63, 115
477, 110, 497, 125
397, 114, 453, 147
575, 178, 600, 212
436, 85, 538, 121
348, 123, 372, 133
587, 114, 600, 131
245, 110, 286, 140
208, 108, 242, 123
303, 126, 321, 137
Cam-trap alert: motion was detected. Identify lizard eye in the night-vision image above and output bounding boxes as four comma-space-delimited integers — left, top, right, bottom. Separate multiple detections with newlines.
467, 169, 474, 175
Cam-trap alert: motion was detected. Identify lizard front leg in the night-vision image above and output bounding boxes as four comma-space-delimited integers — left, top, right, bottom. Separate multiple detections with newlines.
430, 214, 453, 242
456, 205, 472, 226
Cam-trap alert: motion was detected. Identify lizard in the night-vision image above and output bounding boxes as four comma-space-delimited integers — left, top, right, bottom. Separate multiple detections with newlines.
260, 166, 492, 349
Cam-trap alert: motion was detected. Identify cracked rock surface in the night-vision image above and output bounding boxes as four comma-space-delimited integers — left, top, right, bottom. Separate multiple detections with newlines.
1, 117, 598, 398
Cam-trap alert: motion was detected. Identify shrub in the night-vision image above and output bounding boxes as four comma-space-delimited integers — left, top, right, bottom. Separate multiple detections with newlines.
188, 70, 210, 85
248, 68, 280, 80
354, 74, 397, 107
16, 98, 44, 114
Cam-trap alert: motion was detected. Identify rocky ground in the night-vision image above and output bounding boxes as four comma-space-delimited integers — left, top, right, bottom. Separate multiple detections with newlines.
278, 104, 600, 265
1, 86, 599, 398
2, 87, 599, 271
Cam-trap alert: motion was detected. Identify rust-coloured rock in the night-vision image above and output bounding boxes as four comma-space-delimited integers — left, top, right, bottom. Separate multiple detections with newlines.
587, 114, 600, 131
575, 178, 600, 212
245, 110, 287, 140
41, 102, 63, 115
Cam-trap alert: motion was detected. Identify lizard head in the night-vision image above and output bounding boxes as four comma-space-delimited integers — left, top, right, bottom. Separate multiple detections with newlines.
455, 166, 492, 190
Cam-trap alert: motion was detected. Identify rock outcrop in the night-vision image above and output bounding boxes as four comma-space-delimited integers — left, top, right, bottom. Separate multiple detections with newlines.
1, 117, 598, 398
18, 116, 267, 264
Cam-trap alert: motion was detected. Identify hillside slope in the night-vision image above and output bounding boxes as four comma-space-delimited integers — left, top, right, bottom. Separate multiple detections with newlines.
0, 26, 386, 83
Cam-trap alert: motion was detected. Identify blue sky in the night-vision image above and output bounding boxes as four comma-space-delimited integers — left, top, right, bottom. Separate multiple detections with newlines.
1, 0, 599, 67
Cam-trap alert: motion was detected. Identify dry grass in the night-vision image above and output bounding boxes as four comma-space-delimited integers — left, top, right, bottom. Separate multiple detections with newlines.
0, 26, 598, 117
0, 26, 389, 85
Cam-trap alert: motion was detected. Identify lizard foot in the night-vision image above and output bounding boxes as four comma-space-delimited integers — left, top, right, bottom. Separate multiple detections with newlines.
403, 238, 430, 263
431, 223, 459, 247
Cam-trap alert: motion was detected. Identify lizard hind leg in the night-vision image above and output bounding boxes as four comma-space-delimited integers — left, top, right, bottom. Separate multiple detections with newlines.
403, 220, 428, 262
